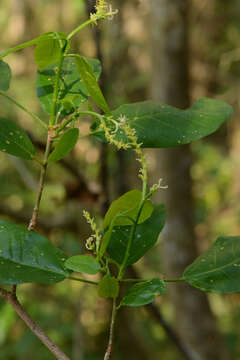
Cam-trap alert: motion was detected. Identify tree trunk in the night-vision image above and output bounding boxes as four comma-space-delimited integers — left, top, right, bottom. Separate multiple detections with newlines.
149, 1, 229, 359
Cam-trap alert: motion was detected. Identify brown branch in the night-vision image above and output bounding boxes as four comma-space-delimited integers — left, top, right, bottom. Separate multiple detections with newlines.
0, 288, 70, 360
0, 202, 86, 231
2, 129, 71, 359
28, 129, 53, 230
104, 299, 117, 360
11, 131, 52, 314
32, 137, 99, 203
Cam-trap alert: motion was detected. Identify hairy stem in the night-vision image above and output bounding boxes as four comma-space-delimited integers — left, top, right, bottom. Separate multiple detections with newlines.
28, 129, 53, 231
104, 299, 117, 360
0, 288, 70, 360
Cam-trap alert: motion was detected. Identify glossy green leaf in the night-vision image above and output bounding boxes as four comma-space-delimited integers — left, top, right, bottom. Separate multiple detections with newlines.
107, 204, 165, 265
103, 189, 154, 229
0, 219, 69, 285
36, 57, 101, 114
98, 274, 119, 299
64, 255, 100, 275
0, 60, 11, 91
47, 128, 79, 162
184, 237, 240, 293
34, 39, 62, 71
0, 118, 35, 159
94, 98, 233, 148
121, 278, 166, 307
76, 56, 110, 114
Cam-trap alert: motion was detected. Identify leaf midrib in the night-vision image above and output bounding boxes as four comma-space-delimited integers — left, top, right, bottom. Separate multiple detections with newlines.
0, 255, 67, 277
184, 256, 240, 281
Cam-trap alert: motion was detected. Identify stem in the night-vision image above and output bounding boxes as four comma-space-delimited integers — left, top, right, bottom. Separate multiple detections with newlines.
75, 110, 104, 122
49, 51, 65, 126
0, 38, 39, 59
56, 110, 102, 136
67, 8, 118, 40
28, 129, 53, 231
56, 117, 75, 135
165, 277, 185, 283
0, 288, 70, 360
67, 19, 98, 40
118, 201, 146, 280
120, 278, 147, 283
120, 277, 185, 283
69, 276, 98, 285
104, 299, 117, 360
0, 90, 47, 129
141, 165, 147, 200
67, 13, 110, 41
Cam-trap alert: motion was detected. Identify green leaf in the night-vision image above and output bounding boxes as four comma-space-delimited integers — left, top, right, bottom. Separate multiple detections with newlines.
107, 204, 165, 265
47, 128, 79, 162
98, 274, 119, 299
36, 57, 101, 114
0, 219, 69, 285
0, 60, 11, 91
76, 55, 110, 114
184, 237, 240, 294
0, 118, 35, 159
103, 189, 154, 229
37, 31, 67, 43
121, 278, 166, 307
34, 39, 62, 71
94, 98, 233, 148
65, 255, 100, 275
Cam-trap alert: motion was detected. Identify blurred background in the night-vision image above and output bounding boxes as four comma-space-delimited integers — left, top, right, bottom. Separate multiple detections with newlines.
0, 0, 240, 359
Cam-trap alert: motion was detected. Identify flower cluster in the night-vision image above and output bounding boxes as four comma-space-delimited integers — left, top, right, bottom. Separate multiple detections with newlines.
97, 113, 168, 197
98, 115, 131, 150
90, 1, 118, 24
83, 210, 102, 253
97, 113, 148, 186
121, 118, 147, 185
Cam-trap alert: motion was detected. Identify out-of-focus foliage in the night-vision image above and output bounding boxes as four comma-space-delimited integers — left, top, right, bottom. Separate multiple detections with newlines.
1, 0, 240, 359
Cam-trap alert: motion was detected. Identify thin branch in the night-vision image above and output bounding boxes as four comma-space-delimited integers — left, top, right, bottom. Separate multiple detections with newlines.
69, 276, 98, 285
0, 202, 87, 231
120, 278, 148, 283
28, 129, 53, 231
0, 90, 47, 129
165, 278, 185, 283
31, 138, 99, 203
0, 126, 71, 360
104, 299, 117, 360
0, 288, 70, 360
